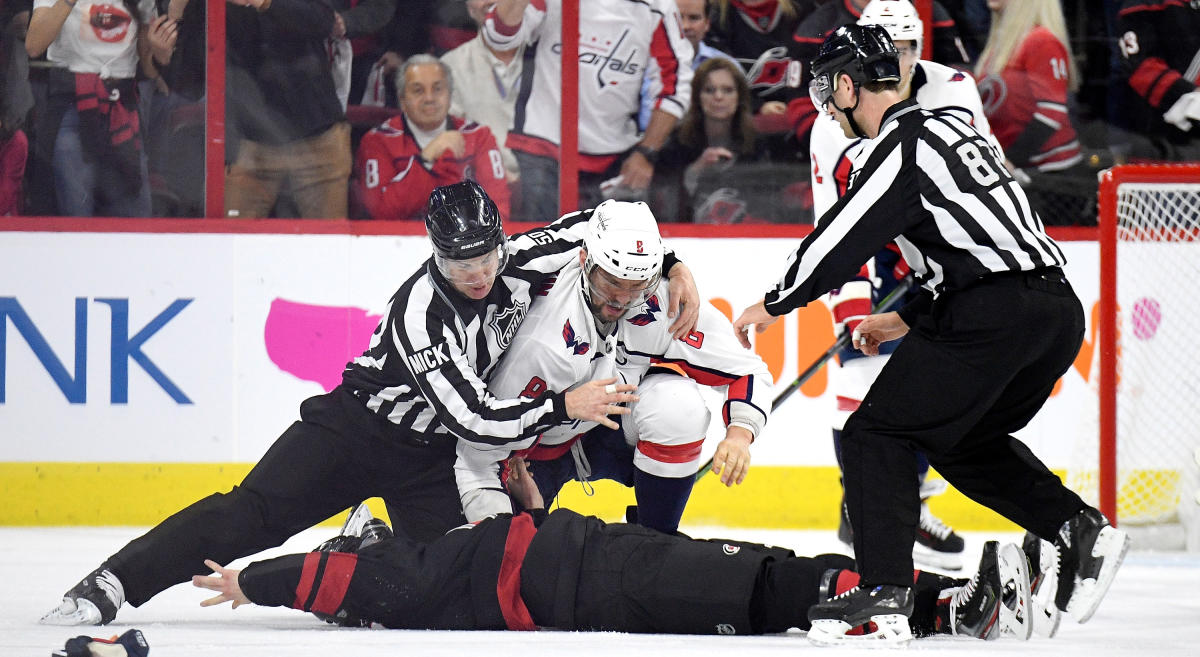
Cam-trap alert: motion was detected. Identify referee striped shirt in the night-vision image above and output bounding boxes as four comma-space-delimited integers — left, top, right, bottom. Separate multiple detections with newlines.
340, 213, 590, 447
764, 98, 1067, 316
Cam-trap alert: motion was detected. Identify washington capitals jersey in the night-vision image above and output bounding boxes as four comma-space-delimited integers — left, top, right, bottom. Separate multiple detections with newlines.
482, 0, 693, 162
339, 213, 591, 448
356, 113, 512, 220
456, 258, 772, 518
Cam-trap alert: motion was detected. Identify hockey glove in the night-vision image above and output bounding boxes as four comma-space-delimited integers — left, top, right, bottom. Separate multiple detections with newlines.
52, 629, 148, 657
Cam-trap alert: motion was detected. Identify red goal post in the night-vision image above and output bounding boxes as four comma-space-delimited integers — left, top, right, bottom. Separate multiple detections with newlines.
1094, 163, 1200, 551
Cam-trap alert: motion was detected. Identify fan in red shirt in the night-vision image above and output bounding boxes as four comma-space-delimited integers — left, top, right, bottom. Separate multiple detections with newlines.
356, 55, 511, 220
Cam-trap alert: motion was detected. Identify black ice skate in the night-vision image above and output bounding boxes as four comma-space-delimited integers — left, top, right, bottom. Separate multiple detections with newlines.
941, 540, 1032, 640
1021, 530, 1062, 637
1053, 507, 1130, 623
40, 566, 125, 626
310, 502, 394, 627
807, 584, 914, 646
913, 481, 965, 570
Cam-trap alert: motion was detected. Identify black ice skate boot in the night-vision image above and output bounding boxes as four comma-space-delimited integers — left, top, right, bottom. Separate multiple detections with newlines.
938, 541, 1031, 640
1021, 531, 1062, 637
40, 566, 125, 626
310, 503, 394, 627
807, 584, 914, 646
1053, 507, 1130, 623
913, 480, 966, 571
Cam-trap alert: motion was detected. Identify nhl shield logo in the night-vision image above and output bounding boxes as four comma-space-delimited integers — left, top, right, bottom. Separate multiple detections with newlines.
489, 301, 527, 349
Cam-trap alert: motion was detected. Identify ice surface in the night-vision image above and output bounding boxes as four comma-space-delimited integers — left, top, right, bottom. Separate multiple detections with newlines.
4, 525, 1195, 656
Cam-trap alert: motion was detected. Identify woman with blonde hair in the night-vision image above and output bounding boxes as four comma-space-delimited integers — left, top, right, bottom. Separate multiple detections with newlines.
974, 0, 1081, 173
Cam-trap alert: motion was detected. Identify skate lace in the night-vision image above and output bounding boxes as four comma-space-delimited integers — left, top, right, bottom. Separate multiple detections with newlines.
952, 573, 979, 607
920, 505, 952, 540
570, 441, 595, 497
95, 570, 125, 608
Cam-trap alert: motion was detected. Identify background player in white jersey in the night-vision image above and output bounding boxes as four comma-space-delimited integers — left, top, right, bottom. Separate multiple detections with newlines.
807, 0, 1002, 571
457, 200, 772, 534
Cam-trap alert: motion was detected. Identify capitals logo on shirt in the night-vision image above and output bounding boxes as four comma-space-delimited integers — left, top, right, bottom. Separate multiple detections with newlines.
627, 294, 661, 326
89, 4, 133, 44
562, 320, 591, 355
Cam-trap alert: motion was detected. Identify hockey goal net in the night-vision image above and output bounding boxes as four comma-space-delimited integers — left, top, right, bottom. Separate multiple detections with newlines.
1073, 163, 1200, 551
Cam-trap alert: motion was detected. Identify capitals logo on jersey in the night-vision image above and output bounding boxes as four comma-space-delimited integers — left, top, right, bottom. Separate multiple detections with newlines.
627, 294, 661, 326
554, 28, 642, 90
490, 301, 527, 350
562, 320, 591, 355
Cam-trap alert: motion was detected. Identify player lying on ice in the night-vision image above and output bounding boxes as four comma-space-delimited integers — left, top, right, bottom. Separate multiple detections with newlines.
192, 458, 1044, 646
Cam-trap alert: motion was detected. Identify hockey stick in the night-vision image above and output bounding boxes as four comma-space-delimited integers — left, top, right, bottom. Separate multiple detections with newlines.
693, 275, 915, 483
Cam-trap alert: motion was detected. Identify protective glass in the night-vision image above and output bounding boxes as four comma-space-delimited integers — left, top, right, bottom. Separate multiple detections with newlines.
434, 244, 508, 287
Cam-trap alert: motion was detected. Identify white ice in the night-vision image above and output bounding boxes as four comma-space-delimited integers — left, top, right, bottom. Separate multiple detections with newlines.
3, 524, 1196, 656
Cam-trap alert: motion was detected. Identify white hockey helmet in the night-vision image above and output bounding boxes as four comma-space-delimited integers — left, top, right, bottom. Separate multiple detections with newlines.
858, 0, 923, 59
582, 200, 664, 311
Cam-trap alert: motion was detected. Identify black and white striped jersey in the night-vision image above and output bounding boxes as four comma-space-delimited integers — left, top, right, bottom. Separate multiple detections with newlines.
340, 213, 593, 447
764, 98, 1067, 316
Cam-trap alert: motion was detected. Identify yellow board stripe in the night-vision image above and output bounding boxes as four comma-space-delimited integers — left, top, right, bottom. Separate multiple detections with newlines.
1, 463, 1039, 530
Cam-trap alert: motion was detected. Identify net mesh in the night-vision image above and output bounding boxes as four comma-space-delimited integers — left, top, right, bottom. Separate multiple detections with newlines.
1069, 179, 1200, 550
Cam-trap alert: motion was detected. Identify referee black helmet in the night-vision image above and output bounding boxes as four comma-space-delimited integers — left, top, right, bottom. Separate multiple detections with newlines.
425, 180, 509, 286
808, 23, 901, 111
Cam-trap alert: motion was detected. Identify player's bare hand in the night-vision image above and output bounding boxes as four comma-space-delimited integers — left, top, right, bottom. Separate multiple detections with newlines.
192, 559, 250, 609
665, 261, 700, 340
711, 426, 752, 486
852, 311, 908, 356
506, 456, 544, 510
423, 131, 466, 162
619, 149, 654, 190
732, 300, 777, 349
565, 378, 638, 430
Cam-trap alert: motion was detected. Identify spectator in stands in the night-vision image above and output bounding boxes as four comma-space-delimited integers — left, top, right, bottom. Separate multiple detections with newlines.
650, 57, 775, 223
0, 116, 27, 215
355, 55, 511, 220
25, 0, 155, 217
329, 0, 396, 109
704, 0, 813, 148
975, 0, 1093, 224
441, 0, 523, 184
792, 0, 969, 154
223, 0, 350, 219
1115, 0, 1200, 161
637, 0, 736, 131
481, 0, 693, 221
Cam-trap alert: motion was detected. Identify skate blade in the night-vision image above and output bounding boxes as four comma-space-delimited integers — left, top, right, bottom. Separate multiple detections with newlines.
340, 502, 374, 537
996, 543, 1033, 640
1067, 526, 1130, 623
39, 598, 103, 626
807, 615, 913, 648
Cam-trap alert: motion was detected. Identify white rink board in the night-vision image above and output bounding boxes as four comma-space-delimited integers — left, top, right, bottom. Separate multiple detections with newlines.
0, 232, 1099, 467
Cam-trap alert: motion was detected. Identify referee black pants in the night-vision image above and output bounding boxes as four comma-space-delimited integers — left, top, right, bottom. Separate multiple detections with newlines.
841, 269, 1089, 586
107, 386, 466, 606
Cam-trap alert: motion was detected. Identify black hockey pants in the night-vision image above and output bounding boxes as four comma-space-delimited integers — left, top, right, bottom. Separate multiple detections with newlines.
107, 386, 466, 606
842, 268, 1089, 585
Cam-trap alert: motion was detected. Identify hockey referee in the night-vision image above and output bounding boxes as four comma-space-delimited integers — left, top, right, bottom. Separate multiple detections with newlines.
41, 181, 699, 627
733, 25, 1129, 646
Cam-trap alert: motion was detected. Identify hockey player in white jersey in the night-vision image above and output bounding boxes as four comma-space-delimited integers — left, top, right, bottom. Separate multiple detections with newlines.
457, 200, 772, 533
808, 0, 1003, 572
